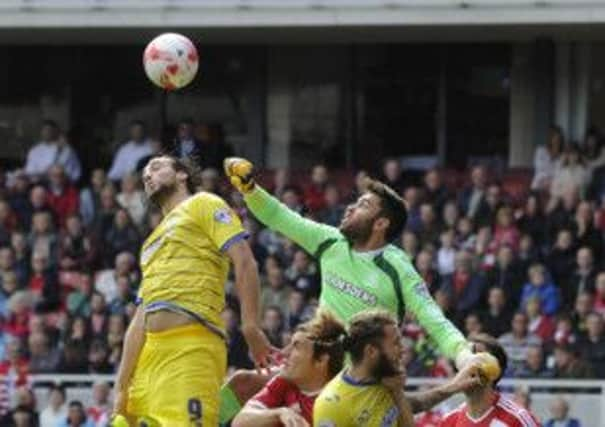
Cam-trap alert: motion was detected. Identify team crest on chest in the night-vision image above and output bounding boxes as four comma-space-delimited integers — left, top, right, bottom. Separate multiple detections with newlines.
214, 208, 232, 224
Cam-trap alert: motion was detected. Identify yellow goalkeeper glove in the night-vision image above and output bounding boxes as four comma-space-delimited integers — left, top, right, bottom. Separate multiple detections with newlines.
110, 414, 130, 427
475, 352, 501, 384
223, 157, 256, 194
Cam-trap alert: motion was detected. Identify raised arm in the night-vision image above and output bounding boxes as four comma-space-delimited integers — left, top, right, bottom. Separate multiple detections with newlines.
226, 240, 274, 371
224, 157, 340, 255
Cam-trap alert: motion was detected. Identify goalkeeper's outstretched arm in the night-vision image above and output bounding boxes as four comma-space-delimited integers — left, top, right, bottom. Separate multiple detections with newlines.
224, 157, 340, 255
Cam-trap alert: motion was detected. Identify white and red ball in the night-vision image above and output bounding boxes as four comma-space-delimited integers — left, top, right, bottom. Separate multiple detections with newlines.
143, 33, 199, 90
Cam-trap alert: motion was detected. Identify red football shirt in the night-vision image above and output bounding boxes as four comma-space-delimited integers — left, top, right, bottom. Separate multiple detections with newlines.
440, 392, 540, 427
246, 375, 320, 425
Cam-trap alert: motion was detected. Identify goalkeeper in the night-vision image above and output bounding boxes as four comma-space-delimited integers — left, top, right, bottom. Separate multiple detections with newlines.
220, 158, 499, 423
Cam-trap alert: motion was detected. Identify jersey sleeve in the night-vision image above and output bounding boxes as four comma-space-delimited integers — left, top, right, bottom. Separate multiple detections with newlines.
195, 193, 249, 252
244, 186, 341, 256
393, 255, 469, 360
246, 376, 288, 409
438, 410, 460, 426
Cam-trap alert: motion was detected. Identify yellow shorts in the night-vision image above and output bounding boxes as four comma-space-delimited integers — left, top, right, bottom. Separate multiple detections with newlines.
127, 323, 226, 426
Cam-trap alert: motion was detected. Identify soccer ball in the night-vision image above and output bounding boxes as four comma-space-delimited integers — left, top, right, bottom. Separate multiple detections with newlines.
143, 33, 199, 91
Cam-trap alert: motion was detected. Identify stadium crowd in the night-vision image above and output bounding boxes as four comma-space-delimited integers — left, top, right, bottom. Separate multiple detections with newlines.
0, 119, 603, 426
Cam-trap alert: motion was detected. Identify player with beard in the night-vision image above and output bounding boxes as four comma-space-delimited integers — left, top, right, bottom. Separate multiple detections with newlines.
220, 158, 499, 424
313, 310, 417, 426
111, 156, 273, 426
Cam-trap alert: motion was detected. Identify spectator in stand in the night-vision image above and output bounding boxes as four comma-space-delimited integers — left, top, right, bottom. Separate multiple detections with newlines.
88, 292, 108, 340
10, 232, 29, 286
565, 246, 598, 306
28, 331, 60, 373
441, 250, 486, 322
577, 312, 605, 378
517, 344, 553, 378
464, 312, 484, 336
95, 251, 137, 303
106, 314, 126, 371
24, 120, 81, 183
40, 384, 67, 427
92, 184, 119, 240
260, 265, 290, 313
0, 246, 17, 282
285, 289, 313, 331
485, 244, 524, 307
499, 312, 542, 375
196, 122, 234, 171
319, 184, 345, 227
554, 314, 578, 346
0, 200, 18, 247
574, 201, 603, 260
102, 208, 140, 267
285, 249, 319, 299
222, 306, 253, 374
459, 165, 490, 223
531, 125, 564, 191
8, 171, 31, 227
516, 192, 546, 245
401, 230, 419, 260
169, 118, 203, 163
553, 343, 593, 379
57, 400, 95, 427
79, 169, 107, 228
381, 158, 408, 193
551, 144, 589, 199
88, 339, 112, 374
520, 263, 560, 316
4, 291, 32, 340
57, 339, 88, 374
200, 168, 220, 195
441, 199, 460, 231
401, 337, 429, 377
108, 275, 136, 315
46, 165, 79, 228
525, 296, 555, 343
415, 250, 440, 294
423, 168, 449, 215
304, 164, 329, 213
547, 229, 576, 294
28, 211, 58, 268
28, 251, 59, 312
436, 229, 456, 276
0, 338, 29, 386
87, 381, 111, 425
403, 186, 422, 234
572, 292, 593, 336
594, 272, 605, 316
66, 276, 93, 317
546, 187, 579, 243
455, 216, 476, 251
116, 173, 147, 230
0, 271, 19, 318
279, 186, 305, 215
481, 287, 512, 338
490, 205, 520, 252
107, 120, 153, 182
23, 185, 51, 231
262, 306, 285, 348
59, 215, 96, 271
545, 397, 581, 427
417, 202, 441, 246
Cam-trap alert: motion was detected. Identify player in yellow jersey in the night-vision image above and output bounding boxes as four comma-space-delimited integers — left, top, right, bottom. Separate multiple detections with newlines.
111, 155, 273, 426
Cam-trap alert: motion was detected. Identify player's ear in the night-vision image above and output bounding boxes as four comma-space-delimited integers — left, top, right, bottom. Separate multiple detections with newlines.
373, 217, 390, 234
176, 170, 188, 183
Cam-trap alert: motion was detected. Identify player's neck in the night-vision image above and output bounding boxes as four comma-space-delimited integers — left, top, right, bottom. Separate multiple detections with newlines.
466, 388, 495, 420
160, 189, 190, 215
297, 373, 329, 394
346, 365, 377, 384
352, 235, 386, 252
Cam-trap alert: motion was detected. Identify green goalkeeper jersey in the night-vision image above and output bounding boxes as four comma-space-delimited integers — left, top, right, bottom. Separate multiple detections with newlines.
244, 186, 469, 360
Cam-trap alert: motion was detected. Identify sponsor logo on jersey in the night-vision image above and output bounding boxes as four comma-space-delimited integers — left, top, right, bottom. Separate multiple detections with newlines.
324, 272, 377, 306
381, 406, 399, 426
414, 281, 431, 299
213, 208, 232, 224
318, 421, 336, 427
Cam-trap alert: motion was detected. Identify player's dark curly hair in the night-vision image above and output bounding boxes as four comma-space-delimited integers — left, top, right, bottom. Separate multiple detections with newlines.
344, 309, 398, 365
365, 178, 408, 243
297, 310, 347, 378
469, 333, 508, 387
168, 156, 203, 194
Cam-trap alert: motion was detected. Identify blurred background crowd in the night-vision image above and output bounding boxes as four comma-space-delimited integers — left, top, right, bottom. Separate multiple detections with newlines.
0, 119, 603, 426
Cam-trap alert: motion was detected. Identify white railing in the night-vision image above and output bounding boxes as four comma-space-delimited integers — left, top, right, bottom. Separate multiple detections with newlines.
25, 375, 605, 426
